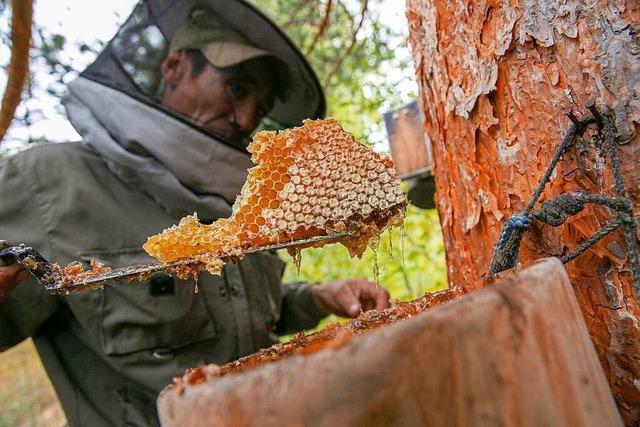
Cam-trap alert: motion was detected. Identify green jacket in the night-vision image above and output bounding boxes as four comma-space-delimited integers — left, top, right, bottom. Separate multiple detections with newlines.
0, 142, 324, 426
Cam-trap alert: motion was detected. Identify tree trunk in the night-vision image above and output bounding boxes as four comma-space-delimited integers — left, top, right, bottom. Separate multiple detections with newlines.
0, 0, 33, 144
406, 0, 640, 423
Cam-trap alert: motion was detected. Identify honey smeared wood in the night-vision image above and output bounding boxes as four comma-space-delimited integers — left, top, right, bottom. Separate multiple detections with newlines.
169, 283, 480, 394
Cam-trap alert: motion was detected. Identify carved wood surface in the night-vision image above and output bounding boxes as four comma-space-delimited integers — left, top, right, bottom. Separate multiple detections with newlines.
158, 259, 622, 427
406, 0, 640, 423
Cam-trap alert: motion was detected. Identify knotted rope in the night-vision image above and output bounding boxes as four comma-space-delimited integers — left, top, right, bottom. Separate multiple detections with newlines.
487, 103, 640, 304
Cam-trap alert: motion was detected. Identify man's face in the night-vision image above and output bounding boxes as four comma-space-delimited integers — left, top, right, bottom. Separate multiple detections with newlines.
161, 51, 274, 143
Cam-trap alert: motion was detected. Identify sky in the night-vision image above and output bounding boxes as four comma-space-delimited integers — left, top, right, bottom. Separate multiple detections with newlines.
0, 0, 418, 153
0, 0, 136, 151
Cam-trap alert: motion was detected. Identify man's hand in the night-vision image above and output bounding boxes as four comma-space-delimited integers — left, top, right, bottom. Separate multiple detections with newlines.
0, 264, 29, 302
311, 278, 391, 318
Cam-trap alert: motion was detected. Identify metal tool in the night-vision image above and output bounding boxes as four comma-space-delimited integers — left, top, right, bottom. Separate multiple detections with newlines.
0, 232, 352, 294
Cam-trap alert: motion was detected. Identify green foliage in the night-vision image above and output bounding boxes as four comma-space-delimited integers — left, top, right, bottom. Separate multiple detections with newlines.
249, 0, 413, 144
281, 203, 447, 300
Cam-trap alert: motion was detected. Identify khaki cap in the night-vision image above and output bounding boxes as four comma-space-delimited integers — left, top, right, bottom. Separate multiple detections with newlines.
170, 12, 277, 69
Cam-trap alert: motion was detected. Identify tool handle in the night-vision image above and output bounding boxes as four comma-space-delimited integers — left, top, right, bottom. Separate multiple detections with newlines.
0, 240, 17, 267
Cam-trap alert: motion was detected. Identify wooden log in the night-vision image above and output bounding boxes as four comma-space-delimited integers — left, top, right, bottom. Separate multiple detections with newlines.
405, 0, 640, 422
158, 258, 622, 427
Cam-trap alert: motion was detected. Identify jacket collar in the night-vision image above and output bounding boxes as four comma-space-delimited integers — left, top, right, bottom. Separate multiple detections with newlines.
63, 77, 252, 222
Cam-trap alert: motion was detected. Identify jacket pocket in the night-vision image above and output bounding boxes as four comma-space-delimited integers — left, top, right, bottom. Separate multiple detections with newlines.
80, 247, 216, 355
117, 385, 161, 427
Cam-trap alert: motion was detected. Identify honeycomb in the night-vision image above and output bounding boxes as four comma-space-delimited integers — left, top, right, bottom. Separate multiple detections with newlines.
143, 118, 406, 275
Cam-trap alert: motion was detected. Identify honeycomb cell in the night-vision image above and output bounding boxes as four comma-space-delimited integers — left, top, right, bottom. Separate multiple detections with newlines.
143, 118, 406, 276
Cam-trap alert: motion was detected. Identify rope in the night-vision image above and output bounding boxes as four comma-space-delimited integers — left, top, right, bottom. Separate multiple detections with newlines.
487, 214, 534, 275
487, 104, 640, 304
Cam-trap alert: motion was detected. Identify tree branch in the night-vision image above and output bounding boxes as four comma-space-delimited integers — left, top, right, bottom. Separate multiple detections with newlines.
282, 0, 314, 28
0, 0, 33, 144
321, 0, 368, 89
305, 0, 332, 56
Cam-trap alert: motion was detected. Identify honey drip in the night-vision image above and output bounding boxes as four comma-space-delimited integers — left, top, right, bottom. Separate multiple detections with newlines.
399, 223, 412, 296
370, 238, 380, 285
293, 249, 302, 275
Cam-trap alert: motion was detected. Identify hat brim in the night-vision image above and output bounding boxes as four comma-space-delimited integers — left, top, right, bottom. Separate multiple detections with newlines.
200, 41, 272, 68
151, 0, 326, 127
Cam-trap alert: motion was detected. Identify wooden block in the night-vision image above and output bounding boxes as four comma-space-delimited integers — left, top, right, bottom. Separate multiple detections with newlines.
384, 101, 433, 178
158, 258, 623, 426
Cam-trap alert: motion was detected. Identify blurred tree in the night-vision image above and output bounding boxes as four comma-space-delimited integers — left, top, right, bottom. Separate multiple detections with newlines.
0, 1, 109, 152
0, 0, 32, 142
251, 0, 416, 145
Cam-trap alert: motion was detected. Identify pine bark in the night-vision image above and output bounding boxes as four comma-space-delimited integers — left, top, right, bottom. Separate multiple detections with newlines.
406, 0, 640, 423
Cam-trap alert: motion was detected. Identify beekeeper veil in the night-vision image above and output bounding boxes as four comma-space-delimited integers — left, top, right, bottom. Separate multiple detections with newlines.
79, 0, 325, 146
61, 0, 325, 221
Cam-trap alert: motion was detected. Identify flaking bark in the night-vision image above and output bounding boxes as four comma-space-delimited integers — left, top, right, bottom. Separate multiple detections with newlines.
406, 0, 640, 423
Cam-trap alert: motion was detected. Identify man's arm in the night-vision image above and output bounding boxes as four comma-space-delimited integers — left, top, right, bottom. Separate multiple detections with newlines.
275, 279, 391, 335
0, 240, 29, 302
310, 278, 390, 318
